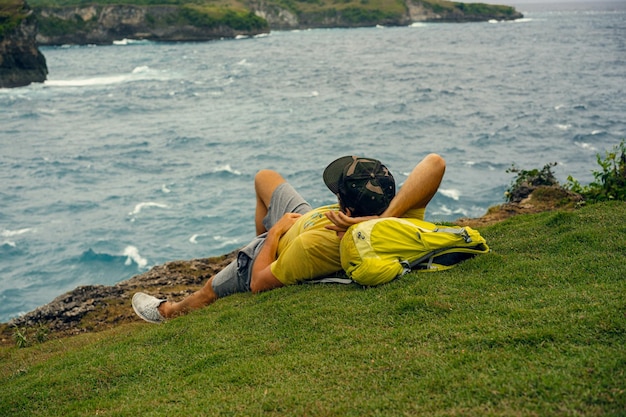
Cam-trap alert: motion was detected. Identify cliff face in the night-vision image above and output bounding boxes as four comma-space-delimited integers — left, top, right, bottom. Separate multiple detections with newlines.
36, 5, 269, 45
33, 1, 523, 46
0, 1, 47, 88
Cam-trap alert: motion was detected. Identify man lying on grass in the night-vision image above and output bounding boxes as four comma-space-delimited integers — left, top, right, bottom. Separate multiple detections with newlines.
132, 153, 446, 323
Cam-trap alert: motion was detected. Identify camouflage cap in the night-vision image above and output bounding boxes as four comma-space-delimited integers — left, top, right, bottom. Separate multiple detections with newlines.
323, 156, 395, 217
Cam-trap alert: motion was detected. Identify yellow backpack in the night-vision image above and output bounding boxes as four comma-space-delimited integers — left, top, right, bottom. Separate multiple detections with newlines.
340, 217, 490, 286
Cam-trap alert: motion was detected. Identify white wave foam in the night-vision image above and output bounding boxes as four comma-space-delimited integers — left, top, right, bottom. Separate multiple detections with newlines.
431, 204, 469, 218
161, 184, 171, 194
556, 123, 571, 130
431, 204, 467, 217
189, 234, 199, 244
1, 228, 32, 237
409, 22, 427, 28
213, 235, 241, 248
123, 246, 148, 269
113, 39, 152, 46
129, 202, 168, 216
213, 164, 242, 175
575, 142, 597, 151
439, 188, 461, 201
2, 240, 17, 248
44, 66, 167, 88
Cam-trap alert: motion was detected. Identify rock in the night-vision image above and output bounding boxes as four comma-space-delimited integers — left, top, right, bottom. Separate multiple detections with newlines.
0, 251, 236, 345
455, 185, 583, 228
0, 0, 47, 88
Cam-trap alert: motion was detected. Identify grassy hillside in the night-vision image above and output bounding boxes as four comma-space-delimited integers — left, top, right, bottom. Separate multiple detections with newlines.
1, 201, 624, 416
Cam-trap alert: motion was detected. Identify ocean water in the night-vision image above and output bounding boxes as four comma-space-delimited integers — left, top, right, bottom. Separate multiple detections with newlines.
1, 2, 625, 322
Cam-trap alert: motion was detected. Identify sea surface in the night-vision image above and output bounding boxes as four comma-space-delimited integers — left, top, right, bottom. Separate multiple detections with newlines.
1, 1, 625, 322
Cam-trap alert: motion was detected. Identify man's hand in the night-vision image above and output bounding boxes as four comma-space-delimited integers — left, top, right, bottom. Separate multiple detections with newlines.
271, 212, 302, 237
325, 210, 378, 238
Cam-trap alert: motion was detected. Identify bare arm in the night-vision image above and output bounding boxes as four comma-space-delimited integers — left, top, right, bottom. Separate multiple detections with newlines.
326, 153, 446, 232
250, 213, 301, 293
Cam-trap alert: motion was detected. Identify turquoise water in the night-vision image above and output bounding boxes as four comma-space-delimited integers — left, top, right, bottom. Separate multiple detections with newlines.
1, 3, 625, 321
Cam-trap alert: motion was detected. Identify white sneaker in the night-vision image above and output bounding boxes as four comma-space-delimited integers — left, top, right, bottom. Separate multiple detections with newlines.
132, 292, 166, 324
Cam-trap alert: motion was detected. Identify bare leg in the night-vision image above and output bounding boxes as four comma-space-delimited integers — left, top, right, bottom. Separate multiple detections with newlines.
254, 169, 287, 235
158, 276, 218, 318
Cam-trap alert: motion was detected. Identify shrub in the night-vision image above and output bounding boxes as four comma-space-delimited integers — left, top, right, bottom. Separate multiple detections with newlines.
567, 140, 626, 203
0, 0, 29, 38
505, 162, 559, 203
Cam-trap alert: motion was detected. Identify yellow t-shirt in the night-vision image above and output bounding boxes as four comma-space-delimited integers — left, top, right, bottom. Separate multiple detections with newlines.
270, 205, 342, 285
269, 205, 425, 285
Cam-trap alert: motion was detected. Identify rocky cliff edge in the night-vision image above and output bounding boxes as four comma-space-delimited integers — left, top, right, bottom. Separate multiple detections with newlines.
0, 0, 47, 88
0, 185, 581, 347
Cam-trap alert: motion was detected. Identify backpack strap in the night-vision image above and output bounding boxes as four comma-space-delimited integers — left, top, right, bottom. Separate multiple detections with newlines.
434, 226, 473, 243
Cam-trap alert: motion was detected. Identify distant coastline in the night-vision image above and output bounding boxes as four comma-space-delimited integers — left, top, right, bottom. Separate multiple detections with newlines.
511, 0, 626, 12
28, 0, 524, 46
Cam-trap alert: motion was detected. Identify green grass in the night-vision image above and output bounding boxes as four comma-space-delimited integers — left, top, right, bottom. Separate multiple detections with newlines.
1, 202, 625, 416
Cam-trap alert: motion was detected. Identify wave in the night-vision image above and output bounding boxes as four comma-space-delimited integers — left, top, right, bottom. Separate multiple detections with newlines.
112, 39, 153, 46
214, 164, 242, 175
556, 123, 572, 131
79, 248, 120, 263
79, 245, 148, 269
123, 246, 148, 269
572, 130, 608, 144
1, 228, 33, 238
44, 66, 169, 88
574, 141, 598, 152
128, 202, 168, 216
1, 228, 33, 249
439, 188, 461, 201
430, 204, 469, 218
195, 164, 243, 180
211, 235, 243, 249
488, 18, 533, 24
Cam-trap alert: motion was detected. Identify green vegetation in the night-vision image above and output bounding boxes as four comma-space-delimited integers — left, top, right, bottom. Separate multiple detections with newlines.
506, 140, 626, 206
0, 0, 29, 38
172, 5, 267, 31
505, 162, 559, 203
36, 11, 96, 37
27, 0, 519, 38
424, 0, 516, 16
568, 140, 626, 203
1, 200, 625, 415
454, 1, 517, 16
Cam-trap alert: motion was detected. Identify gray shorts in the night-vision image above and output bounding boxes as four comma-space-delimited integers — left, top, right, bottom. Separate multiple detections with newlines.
211, 182, 312, 297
